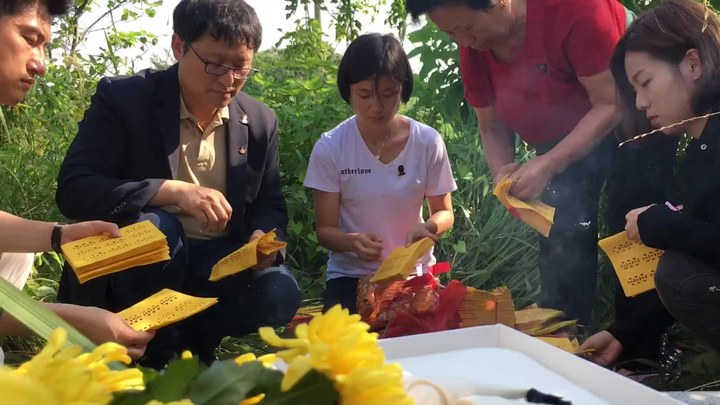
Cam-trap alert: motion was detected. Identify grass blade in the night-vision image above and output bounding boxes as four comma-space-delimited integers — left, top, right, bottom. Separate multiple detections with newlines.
0, 277, 96, 351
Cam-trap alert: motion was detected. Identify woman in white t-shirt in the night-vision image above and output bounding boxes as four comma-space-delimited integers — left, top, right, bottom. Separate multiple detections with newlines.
304, 33, 458, 313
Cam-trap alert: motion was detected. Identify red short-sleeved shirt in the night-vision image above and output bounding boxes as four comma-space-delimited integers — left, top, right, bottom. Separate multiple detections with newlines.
460, 0, 627, 145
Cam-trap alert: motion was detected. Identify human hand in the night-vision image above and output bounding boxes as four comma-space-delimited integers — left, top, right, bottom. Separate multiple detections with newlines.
625, 205, 655, 243
71, 306, 155, 359
352, 233, 384, 261
493, 162, 520, 186
176, 183, 233, 234
508, 156, 556, 200
250, 229, 278, 270
405, 223, 439, 246
579, 330, 623, 367
60, 221, 120, 244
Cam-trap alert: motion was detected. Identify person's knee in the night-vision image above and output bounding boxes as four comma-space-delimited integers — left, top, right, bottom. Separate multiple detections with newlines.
138, 208, 186, 255
655, 249, 686, 300
254, 267, 302, 326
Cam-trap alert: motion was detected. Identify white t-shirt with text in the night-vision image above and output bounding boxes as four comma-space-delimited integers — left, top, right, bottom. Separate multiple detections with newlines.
304, 115, 457, 280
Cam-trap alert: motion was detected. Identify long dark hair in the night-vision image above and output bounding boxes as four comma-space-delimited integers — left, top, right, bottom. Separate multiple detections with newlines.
611, 0, 720, 140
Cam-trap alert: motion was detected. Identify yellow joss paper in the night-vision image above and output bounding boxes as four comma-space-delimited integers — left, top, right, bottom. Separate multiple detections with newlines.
493, 178, 555, 237
61, 220, 170, 284
118, 289, 218, 331
536, 336, 581, 354
209, 230, 287, 281
599, 232, 664, 297
459, 286, 516, 328
370, 238, 435, 282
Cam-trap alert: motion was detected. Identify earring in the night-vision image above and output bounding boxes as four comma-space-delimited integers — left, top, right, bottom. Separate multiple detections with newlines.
694, 76, 699, 81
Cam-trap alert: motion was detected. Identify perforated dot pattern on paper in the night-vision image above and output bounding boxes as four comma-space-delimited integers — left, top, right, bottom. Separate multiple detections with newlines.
62, 220, 167, 268
598, 232, 664, 297
117, 288, 218, 332
209, 230, 287, 281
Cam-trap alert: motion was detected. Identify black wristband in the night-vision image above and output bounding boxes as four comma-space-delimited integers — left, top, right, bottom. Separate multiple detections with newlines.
51, 224, 64, 253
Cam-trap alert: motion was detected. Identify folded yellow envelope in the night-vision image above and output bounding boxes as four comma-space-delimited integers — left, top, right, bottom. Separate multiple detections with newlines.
209, 230, 287, 281
62, 220, 170, 284
370, 237, 435, 282
118, 288, 218, 332
493, 178, 555, 237
598, 232, 664, 297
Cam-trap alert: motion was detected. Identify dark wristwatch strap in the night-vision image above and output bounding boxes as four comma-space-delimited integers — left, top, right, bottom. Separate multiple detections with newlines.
51, 224, 65, 253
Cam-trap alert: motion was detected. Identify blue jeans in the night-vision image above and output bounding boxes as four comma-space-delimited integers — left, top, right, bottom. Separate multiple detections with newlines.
58, 208, 301, 367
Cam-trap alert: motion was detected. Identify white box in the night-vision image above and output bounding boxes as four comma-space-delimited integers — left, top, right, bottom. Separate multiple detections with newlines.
380, 324, 683, 405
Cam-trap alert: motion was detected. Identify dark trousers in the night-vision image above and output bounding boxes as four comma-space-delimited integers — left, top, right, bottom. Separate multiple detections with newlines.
655, 249, 720, 352
323, 277, 359, 313
57, 208, 302, 367
534, 138, 613, 326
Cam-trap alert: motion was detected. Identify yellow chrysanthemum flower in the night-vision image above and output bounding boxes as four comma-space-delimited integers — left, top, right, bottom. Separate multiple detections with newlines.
234, 352, 277, 368
0, 367, 59, 405
10, 328, 144, 404
239, 393, 266, 405
336, 363, 413, 405
146, 400, 195, 405
259, 305, 387, 391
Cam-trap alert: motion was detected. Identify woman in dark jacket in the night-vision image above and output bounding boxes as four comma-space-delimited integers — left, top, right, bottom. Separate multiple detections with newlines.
583, 0, 720, 365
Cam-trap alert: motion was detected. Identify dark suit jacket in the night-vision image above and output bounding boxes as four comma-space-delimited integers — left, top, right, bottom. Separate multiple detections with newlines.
56, 64, 287, 242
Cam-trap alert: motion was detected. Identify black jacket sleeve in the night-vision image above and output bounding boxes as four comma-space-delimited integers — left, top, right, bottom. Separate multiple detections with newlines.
638, 204, 720, 268
243, 115, 288, 241
56, 78, 163, 223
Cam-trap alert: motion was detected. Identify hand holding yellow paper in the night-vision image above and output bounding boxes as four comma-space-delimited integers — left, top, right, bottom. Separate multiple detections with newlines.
209, 230, 287, 281
370, 237, 435, 282
598, 232, 663, 297
118, 288, 218, 331
493, 178, 555, 237
61, 220, 171, 284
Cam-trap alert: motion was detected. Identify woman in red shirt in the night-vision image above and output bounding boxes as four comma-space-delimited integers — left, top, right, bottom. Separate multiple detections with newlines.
406, 0, 630, 325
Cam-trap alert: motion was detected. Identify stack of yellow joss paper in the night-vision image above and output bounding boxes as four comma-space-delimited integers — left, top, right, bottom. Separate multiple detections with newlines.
515, 305, 576, 336
459, 286, 516, 328
62, 220, 170, 284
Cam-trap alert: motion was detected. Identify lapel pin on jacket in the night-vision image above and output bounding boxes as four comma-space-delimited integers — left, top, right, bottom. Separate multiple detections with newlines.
238, 146, 247, 155
241, 114, 248, 125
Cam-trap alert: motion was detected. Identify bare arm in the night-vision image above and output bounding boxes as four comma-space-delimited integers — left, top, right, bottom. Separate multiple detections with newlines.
474, 106, 517, 183
543, 69, 618, 173
0, 211, 56, 252
406, 193, 455, 245
0, 212, 119, 253
508, 69, 619, 199
0, 303, 154, 359
312, 189, 383, 261
313, 189, 358, 253
422, 193, 454, 236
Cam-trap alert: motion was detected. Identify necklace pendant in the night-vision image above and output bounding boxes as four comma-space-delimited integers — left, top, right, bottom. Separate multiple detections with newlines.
374, 154, 380, 160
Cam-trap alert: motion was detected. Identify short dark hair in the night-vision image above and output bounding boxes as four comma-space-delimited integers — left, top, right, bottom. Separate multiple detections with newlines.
405, 0, 492, 22
173, 0, 262, 51
337, 33, 414, 104
0, 0, 71, 18
611, 0, 720, 140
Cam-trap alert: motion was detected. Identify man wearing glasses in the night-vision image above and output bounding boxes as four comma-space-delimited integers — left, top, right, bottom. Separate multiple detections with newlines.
54, 0, 301, 368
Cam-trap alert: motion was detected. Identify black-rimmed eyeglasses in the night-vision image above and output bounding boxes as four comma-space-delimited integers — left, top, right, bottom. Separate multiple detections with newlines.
188, 43, 259, 80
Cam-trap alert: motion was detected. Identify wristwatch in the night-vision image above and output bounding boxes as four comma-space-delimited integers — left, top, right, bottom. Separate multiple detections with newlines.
51, 224, 65, 253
